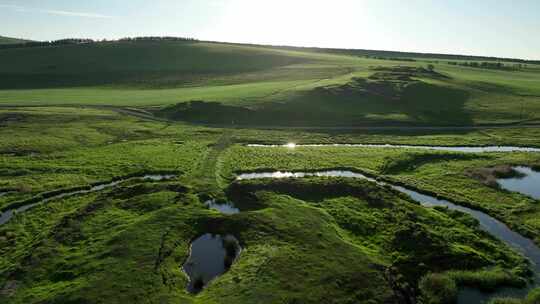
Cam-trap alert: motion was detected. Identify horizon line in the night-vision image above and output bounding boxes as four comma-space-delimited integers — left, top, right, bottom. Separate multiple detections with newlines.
2, 34, 539, 62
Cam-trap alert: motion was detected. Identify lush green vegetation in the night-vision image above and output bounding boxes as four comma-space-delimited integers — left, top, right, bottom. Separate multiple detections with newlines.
1, 107, 539, 303
489, 288, 540, 304
2, 37, 540, 303
1, 172, 528, 303
222, 144, 540, 245
0, 107, 219, 209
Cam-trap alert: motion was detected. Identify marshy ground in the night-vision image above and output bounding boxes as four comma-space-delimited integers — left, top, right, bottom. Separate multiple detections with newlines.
1, 107, 540, 303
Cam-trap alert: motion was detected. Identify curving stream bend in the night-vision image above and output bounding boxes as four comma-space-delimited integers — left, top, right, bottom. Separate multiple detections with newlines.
236, 170, 540, 303
0, 174, 176, 226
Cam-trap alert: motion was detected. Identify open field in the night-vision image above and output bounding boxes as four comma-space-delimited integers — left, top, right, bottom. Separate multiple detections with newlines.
221, 145, 540, 244
0, 107, 539, 303
0, 146, 530, 303
1, 40, 540, 126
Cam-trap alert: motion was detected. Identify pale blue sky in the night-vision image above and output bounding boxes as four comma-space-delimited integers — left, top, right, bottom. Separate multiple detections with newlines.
1, 0, 539, 59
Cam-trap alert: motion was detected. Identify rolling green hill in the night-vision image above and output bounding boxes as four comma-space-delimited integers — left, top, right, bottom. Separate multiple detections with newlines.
0, 39, 539, 126
1, 37, 540, 303
0, 36, 33, 45
0, 40, 319, 89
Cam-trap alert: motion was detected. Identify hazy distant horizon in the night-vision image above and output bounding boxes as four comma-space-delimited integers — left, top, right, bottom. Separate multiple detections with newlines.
2, 0, 539, 60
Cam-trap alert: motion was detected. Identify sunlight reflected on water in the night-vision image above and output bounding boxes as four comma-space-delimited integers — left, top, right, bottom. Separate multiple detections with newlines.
285, 143, 296, 149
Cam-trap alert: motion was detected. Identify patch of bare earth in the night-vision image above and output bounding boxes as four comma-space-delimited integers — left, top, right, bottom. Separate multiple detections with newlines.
466, 165, 524, 188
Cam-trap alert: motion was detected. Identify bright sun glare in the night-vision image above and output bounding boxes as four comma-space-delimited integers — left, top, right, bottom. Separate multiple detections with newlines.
285, 143, 297, 149
215, 0, 365, 48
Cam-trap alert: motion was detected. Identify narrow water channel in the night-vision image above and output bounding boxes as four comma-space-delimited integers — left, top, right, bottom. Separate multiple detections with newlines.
236, 170, 540, 303
0, 174, 176, 225
247, 144, 540, 153
497, 166, 540, 200
183, 233, 241, 293
204, 199, 240, 214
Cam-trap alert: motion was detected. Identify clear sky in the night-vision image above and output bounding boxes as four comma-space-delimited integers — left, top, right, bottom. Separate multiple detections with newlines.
1, 0, 539, 59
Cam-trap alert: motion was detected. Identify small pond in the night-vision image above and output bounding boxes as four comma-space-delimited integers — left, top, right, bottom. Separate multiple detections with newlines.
183, 233, 241, 293
141, 174, 177, 181
497, 166, 540, 200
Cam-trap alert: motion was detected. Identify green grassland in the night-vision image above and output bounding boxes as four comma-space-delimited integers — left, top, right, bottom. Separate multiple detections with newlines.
0, 36, 32, 45
1, 173, 529, 303
0, 107, 224, 209
230, 126, 540, 148
2, 37, 540, 304
221, 145, 540, 244
0, 107, 539, 304
1, 40, 539, 126
3, 107, 540, 210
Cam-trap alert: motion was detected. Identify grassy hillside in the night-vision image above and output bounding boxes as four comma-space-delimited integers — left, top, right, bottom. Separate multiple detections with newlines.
261, 43, 540, 64
1, 40, 539, 126
0, 36, 32, 45
0, 40, 324, 89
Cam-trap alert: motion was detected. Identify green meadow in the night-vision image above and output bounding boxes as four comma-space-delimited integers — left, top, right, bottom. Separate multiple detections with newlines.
1, 39, 540, 303
1, 40, 540, 126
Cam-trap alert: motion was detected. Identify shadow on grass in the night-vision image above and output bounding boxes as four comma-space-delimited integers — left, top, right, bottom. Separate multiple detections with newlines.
158, 76, 474, 127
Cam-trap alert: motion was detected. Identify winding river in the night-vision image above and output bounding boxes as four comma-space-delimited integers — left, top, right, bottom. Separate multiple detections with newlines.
236, 170, 540, 303
0, 174, 176, 226
247, 143, 540, 153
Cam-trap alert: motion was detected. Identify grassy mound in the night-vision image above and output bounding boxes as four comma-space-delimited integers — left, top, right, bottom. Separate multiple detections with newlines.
1, 175, 528, 303
0, 180, 395, 303
158, 72, 472, 126
229, 178, 527, 286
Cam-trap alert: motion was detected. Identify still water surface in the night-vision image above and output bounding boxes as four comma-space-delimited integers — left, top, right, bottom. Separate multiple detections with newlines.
497, 167, 540, 200
204, 199, 240, 214
247, 143, 540, 153
183, 234, 241, 293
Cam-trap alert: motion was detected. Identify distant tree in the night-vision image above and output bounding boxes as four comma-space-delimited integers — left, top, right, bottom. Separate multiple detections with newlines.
427, 64, 435, 72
